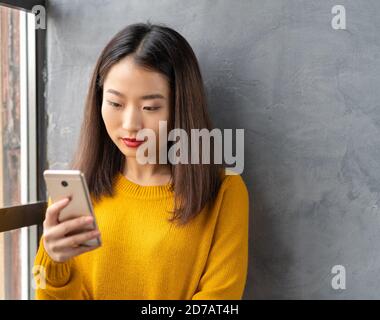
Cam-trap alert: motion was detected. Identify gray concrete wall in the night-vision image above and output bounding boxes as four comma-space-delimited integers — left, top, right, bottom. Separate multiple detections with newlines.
45, 0, 380, 299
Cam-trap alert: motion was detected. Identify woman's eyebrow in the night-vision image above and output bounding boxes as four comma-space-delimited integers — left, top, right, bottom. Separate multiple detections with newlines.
106, 89, 165, 100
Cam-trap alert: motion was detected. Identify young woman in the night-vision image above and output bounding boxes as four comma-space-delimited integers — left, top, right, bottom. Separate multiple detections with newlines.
34, 22, 249, 300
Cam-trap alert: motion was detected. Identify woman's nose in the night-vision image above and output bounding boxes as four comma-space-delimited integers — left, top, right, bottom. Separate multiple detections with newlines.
121, 105, 142, 131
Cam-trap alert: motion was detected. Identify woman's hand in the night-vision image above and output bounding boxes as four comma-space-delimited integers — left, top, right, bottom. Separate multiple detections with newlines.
42, 197, 101, 263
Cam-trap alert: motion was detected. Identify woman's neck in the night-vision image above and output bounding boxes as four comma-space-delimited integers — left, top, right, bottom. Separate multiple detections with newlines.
123, 158, 172, 186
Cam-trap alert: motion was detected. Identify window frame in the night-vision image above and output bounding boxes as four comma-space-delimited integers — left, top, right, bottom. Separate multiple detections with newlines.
0, 0, 47, 300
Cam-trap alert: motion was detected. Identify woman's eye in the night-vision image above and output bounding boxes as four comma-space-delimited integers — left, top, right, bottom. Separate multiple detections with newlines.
143, 106, 160, 111
107, 101, 122, 108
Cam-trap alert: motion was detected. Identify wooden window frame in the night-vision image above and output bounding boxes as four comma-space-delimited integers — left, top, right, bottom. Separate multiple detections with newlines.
0, 0, 47, 300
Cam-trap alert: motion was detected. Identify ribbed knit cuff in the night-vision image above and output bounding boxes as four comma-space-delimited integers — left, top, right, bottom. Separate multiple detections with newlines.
34, 236, 74, 287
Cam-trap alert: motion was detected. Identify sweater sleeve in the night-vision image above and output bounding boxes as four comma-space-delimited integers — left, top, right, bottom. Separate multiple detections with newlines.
33, 197, 86, 300
192, 174, 250, 300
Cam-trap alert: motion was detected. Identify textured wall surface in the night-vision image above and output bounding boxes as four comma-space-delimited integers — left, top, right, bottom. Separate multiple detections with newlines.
45, 0, 380, 299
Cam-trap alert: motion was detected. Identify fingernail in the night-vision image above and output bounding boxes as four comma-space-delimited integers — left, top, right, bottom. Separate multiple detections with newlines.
86, 217, 94, 223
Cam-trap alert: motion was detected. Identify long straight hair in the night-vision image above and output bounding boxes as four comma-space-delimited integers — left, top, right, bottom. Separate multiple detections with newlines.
69, 22, 225, 225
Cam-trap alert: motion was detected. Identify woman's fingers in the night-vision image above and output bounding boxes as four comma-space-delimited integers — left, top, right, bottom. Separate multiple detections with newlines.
69, 243, 100, 256
43, 197, 71, 228
47, 215, 95, 240
55, 243, 100, 262
51, 229, 100, 252
49, 241, 100, 263
41, 197, 101, 263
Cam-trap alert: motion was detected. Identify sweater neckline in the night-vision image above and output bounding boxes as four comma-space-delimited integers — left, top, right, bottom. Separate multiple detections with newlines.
114, 172, 174, 199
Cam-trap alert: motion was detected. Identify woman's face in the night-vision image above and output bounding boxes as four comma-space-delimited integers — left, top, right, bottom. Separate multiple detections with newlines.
101, 55, 170, 159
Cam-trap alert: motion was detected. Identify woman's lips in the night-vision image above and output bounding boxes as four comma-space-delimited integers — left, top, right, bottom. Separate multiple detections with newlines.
121, 138, 145, 148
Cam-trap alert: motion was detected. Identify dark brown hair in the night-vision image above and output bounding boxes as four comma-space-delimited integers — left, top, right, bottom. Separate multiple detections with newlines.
70, 21, 225, 225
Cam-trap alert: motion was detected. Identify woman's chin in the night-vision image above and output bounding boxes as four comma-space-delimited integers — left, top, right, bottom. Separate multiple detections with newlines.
122, 150, 136, 158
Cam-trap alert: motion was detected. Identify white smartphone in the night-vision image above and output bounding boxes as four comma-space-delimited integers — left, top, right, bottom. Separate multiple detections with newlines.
43, 169, 101, 247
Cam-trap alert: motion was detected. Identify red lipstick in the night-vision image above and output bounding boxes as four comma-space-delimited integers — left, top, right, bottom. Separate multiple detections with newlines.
121, 137, 145, 148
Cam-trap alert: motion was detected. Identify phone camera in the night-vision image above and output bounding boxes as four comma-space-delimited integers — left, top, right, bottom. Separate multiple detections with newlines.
61, 180, 68, 187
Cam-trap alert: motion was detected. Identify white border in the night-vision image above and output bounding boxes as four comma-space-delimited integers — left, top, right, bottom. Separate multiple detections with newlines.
19, 10, 37, 300
26, 11, 38, 301
19, 9, 28, 301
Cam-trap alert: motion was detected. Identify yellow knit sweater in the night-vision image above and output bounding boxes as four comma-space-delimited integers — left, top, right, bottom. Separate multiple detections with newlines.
33, 171, 249, 300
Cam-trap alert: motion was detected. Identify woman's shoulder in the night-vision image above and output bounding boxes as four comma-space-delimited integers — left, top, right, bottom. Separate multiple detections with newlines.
218, 168, 249, 199
211, 169, 249, 222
